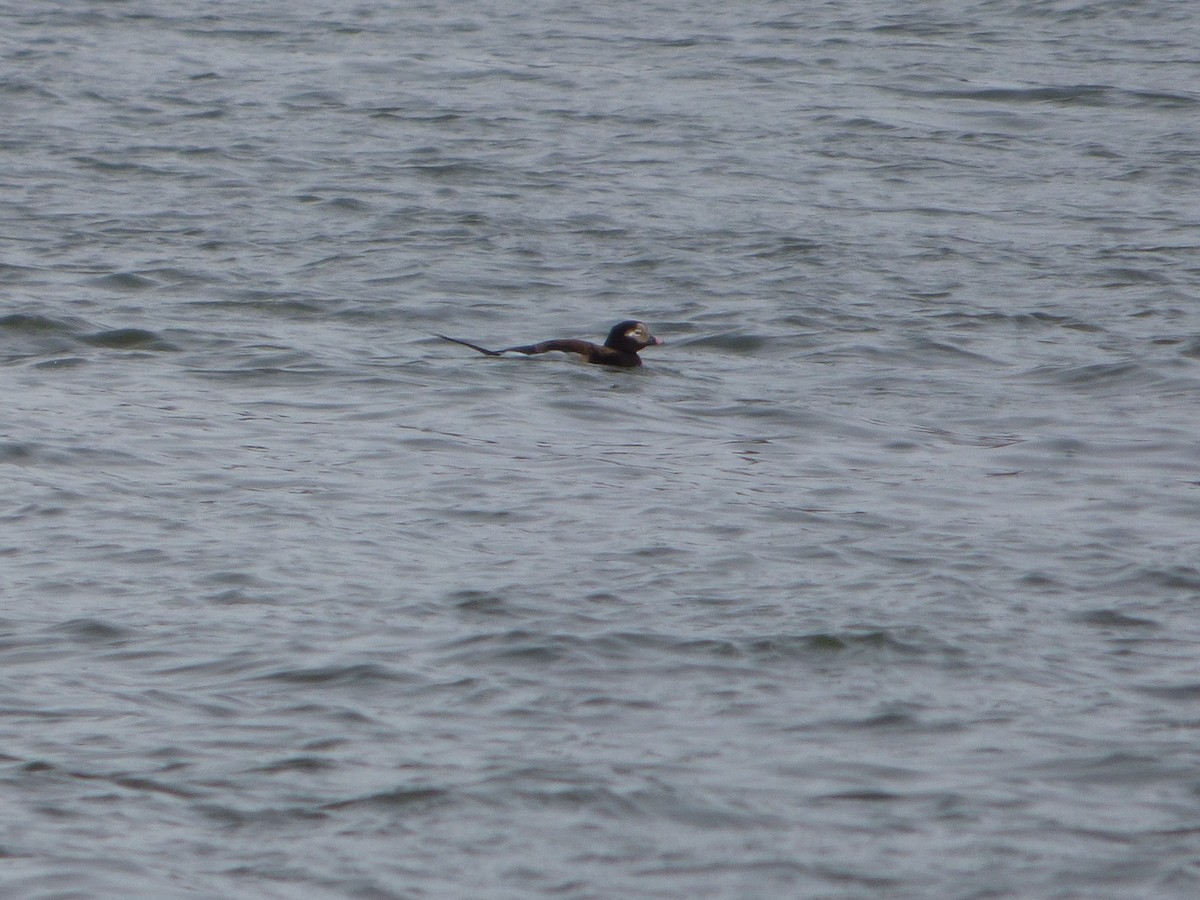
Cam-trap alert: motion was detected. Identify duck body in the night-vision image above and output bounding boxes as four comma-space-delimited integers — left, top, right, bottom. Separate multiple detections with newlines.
437, 320, 662, 368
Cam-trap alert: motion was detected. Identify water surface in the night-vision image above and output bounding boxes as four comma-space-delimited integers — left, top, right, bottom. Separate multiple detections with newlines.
3, 1, 1200, 897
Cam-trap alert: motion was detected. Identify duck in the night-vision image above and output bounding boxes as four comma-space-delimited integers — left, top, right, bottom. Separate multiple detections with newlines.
436, 320, 662, 368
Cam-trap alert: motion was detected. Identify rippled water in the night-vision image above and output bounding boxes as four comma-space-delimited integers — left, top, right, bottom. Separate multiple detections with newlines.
4, 1, 1200, 897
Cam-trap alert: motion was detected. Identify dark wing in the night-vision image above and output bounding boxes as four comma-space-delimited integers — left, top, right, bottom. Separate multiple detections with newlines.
434, 334, 503, 356
438, 336, 636, 366
500, 339, 601, 359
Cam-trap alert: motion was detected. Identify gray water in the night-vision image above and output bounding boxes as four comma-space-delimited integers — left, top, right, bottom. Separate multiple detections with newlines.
4, 1, 1200, 897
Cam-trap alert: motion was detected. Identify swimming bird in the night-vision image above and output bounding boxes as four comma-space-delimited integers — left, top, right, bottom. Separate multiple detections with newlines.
436, 320, 663, 368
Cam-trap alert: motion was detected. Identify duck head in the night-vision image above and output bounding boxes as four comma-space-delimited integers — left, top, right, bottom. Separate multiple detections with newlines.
605, 320, 663, 354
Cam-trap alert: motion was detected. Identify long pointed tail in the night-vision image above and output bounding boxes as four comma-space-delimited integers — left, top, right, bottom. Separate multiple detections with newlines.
434, 334, 503, 357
